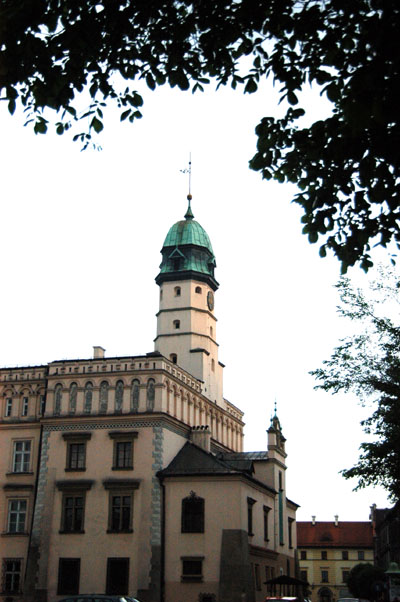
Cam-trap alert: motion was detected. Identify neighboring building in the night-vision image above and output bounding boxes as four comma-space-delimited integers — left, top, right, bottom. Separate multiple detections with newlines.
297, 517, 374, 602
0, 199, 298, 602
370, 502, 400, 570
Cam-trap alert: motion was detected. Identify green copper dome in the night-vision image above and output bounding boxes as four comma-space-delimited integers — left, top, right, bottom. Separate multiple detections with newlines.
156, 199, 218, 290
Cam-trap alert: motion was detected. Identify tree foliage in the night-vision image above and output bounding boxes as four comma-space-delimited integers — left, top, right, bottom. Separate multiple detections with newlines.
346, 563, 386, 601
311, 266, 400, 501
1, 0, 399, 271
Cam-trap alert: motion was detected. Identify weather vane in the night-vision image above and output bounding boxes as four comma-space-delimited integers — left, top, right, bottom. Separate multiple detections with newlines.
180, 153, 192, 201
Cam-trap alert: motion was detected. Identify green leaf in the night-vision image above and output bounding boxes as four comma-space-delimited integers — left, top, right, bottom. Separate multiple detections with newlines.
34, 120, 47, 134
8, 99, 16, 115
120, 109, 131, 121
287, 91, 298, 106
244, 78, 258, 94
91, 117, 103, 133
146, 74, 156, 90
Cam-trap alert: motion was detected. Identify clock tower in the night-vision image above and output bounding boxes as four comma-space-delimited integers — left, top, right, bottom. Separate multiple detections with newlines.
154, 197, 224, 405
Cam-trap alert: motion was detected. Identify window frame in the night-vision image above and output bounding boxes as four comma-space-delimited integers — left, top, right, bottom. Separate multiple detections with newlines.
103, 478, 140, 533
56, 480, 93, 534
60, 493, 85, 534
5, 397, 13, 417
57, 558, 80, 595
181, 492, 205, 534
321, 570, 329, 583
62, 432, 91, 472
181, 556, 204, 582
7, 498, 27, 534
342, 550, 349, 560
21, 397, 29, 417
321, 550, 328, 560
109, 431, 138, 471
2, 558, 23, 594
358, 550, 365, 560
263, 505, 271, 542
300, 550, 307, 560
247, 497, 256, 536
108, 492, 133, 533
12, 439, 32, 473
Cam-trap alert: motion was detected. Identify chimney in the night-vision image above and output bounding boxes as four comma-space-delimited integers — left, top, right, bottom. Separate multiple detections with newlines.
312, 515, 316, 525
93, 346, 105, 359
334, 515, 339, 526
190, 425, 211, 452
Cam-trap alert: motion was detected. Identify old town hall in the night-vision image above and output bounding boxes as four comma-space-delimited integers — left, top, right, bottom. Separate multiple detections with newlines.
0, 196, 298, 602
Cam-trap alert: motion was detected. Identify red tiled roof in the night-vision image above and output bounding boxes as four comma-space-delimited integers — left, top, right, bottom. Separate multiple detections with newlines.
297, 522, 373, 548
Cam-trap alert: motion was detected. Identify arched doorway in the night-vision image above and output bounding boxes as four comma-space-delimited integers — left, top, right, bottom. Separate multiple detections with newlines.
318, 586, 333, 602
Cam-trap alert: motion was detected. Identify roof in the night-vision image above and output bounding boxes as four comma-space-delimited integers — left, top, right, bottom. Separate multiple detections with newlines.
297, 521, 373, 548
157, 201, 217, 284
158, 442, 275, 495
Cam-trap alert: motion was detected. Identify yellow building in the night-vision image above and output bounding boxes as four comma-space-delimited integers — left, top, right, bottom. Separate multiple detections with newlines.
0, 199, 298, 602
297, 518, 374, 602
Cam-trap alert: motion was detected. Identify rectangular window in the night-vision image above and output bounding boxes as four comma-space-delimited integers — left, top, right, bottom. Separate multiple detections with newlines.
300, 570, 308, 583
67, 443, 86, 470
181, 557, 203, 582
321, 550, 327, 560
321, 570, 329, 583
342, 570, 350, 583
61, 495, 84, 532
110, 495, 132, 532
288, 517, 294, 548
247, 497, 256, 536
300, 550, 307, 560
115, 441, 133, 469
12, 440, 31, 472
7, 499, 27, 533
342, 550, 349, 560
263, 505, 270, 541
57, 558, 80, 595
2, 559, 22, 593
40, 395, 46, 415
106, 558, 129, 595
5, 398, 12, 417
358, 550, 365, 560
109, 431, 138, 470
254, 564, 261, 591
181, 494, 205, 533
63, 432, 91, 471
22, 397, 29, 416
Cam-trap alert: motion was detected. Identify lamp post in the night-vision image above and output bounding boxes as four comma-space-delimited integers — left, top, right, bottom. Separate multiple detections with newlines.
385, 562, 400, 602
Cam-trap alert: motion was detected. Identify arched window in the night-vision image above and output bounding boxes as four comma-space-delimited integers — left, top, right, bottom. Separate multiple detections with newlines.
160, 288, 163, 300
181, 492, 204, 533
115, 380, 124, 413
100, 381, 109, 413
173, 319, 180, 329
174, 286, 181, 297
170, 353, 177, 364
69, 382, 77, 414
146, 378, 155, 411
195, 286, 202, 294
54, 383, 62, 416
84, 382, 93, 414
211, 358, 215, 372
131, 379, 140, 413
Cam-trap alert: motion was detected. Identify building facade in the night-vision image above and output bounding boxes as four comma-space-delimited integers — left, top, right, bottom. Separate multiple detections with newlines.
297, 518, 374, 602
0, 200, 298, 602
370, 502, 400, 570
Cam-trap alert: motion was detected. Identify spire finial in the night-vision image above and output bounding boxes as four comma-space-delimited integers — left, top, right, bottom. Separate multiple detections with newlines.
274, 398, 277, 416
181, 153, 194, 220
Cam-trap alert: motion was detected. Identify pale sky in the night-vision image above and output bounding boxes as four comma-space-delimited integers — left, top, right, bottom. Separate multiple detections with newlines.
0, 77, 392, 521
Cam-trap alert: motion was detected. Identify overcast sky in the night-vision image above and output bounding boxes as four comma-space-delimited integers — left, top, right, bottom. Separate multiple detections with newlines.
0, 77, 393, 521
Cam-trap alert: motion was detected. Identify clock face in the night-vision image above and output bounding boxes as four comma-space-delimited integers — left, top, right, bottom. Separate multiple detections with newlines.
207, 291, 214, 311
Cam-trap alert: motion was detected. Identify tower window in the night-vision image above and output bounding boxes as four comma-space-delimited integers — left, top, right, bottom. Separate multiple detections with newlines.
173, 259, 181, 271
174, 286, 181, 297
195, 286, 202, 294
210, 326, 213, 338
170, 354, 177, 364
173, 320, 180, 329
211, 359, 215, 372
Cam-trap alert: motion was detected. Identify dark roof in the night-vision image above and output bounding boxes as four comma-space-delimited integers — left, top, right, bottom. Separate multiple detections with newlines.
158, 442, 245, 477
297, 521, 373, 548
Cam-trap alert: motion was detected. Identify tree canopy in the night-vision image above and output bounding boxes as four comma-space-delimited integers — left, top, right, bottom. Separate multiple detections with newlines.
346, 563, 386, 601
311, 266, 400, 502
1, 0, 399, 271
